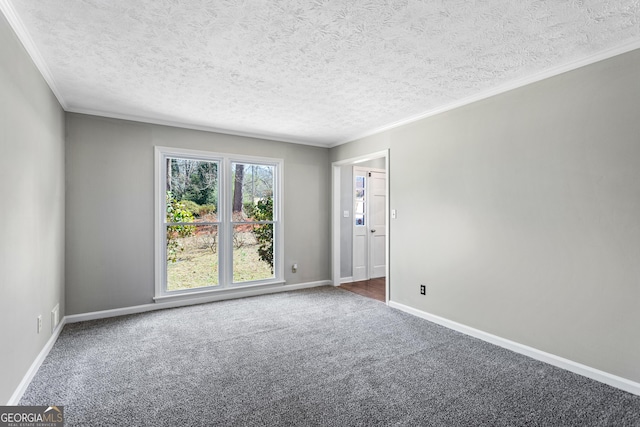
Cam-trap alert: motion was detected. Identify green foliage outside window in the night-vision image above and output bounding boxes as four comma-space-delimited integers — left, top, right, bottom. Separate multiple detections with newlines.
252, 197, 274, 272
166, 191, 195, 263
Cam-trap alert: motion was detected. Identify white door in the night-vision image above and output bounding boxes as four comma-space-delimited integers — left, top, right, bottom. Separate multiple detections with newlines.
368, 170, 386, 278
352, 167, 386, 281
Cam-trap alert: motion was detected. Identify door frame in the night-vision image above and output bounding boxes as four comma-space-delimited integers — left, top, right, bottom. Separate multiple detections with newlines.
331, 149, 390, 303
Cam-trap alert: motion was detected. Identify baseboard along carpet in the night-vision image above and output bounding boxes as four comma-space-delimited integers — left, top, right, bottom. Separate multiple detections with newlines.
20, 286, 640, 426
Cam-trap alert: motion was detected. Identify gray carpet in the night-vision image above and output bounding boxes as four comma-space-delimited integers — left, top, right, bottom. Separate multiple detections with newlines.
21, 286, 640, 426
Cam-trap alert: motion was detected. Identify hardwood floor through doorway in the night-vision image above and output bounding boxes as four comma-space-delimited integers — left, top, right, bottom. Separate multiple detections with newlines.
339, 277, 386, 302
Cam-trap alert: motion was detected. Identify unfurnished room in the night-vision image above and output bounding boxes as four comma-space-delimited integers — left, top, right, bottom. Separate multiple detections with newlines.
1, 1, 640, 425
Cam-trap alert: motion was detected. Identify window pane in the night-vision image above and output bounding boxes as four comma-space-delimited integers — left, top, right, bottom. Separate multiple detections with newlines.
355, 174, 366, 226
166, 158, 218, 222
233, 224, 274, 283
231, 162, 274, 222
167, 224, 219, 291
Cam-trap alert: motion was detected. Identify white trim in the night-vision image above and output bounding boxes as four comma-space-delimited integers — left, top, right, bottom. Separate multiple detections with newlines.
0, 0, 67, 109
280, 281, 330, 291
153, 280, 286, 302
154, 147, 164, 299
388, 301, 640, 396
66, 280, 331, 324
333, 151, 390, 167
339, 276, 353, 284
384, 154, 390, 303
67, 108, 330, 147
7, 317, 67, 405
332, 39, 640, 147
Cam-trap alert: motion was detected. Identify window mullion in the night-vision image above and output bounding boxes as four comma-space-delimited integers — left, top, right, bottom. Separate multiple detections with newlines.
217, 157, 225, 288
223, 157, 233, 287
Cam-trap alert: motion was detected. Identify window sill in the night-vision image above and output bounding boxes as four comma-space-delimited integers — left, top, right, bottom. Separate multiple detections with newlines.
153, 280, 286, 304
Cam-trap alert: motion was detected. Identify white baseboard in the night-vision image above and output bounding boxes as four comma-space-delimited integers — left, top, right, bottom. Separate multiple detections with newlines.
66, 280, 331, 324
7, 317, 67, 405
388, 301, 640, 396
339, 276, 353, 284
281, 280, 332, 290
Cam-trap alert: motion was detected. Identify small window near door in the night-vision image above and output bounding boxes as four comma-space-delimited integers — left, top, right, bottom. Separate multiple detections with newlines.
355, 174, 366, 226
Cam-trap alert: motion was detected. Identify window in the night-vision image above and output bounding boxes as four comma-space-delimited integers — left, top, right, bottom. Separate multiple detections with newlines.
355, 174, 366, 226
155, 147, 283, 299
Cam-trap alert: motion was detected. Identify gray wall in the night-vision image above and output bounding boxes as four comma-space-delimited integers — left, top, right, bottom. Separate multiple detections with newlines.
0, 14, 65, 403
331, 49, 640, 384
340, 165, 353, 278
340, 159, 386, 280
65, 113, 331, 315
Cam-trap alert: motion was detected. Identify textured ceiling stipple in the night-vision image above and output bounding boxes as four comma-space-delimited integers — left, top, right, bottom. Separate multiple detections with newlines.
6, 0, 640, 146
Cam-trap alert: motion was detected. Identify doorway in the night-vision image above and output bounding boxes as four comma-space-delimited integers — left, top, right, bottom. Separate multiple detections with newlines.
352, 167, 386, 282
331, 150, 389, 303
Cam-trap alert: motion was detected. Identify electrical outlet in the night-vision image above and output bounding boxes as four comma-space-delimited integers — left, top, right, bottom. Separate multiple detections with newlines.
292, 263, 298, 273
37, 315, 42, 333
420, 284, 426, 295
51, 304, 60, 333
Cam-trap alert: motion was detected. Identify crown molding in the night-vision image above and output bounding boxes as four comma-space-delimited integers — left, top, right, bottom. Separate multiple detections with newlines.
65, 107, 332, 148
4, 0, 639, 150
0, 0, 68, 109
333, 38, 640, 148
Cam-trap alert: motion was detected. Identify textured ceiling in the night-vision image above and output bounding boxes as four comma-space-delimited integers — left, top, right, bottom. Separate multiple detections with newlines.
5, 0, 640, 146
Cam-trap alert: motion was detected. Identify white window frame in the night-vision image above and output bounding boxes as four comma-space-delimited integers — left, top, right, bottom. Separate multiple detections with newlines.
154, 146, 284, 301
